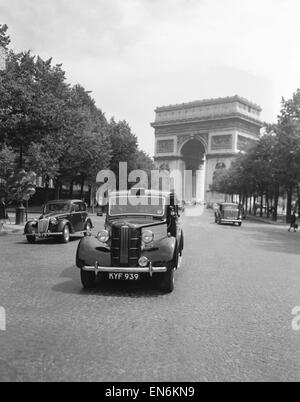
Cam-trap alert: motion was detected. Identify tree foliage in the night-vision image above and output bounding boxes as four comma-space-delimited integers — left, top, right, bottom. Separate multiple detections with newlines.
211, 89, 300, 221
0, 24, 10, 49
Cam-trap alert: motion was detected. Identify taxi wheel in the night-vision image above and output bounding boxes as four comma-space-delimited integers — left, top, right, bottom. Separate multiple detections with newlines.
26, 235, 36, 244
161, 263, 175, 294
81, 269, 96, 289
84, 222, 92, 236
61, 225, 70, 243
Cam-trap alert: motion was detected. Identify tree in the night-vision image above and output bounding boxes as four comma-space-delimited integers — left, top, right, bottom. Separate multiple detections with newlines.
59, 85, 112, 199
0, 24, 10, 50
0, 144, 17, 180
211, 133, 279, 217
6, 169, 36, 206
277, 91, 300, 221
132, 149, 154, 174
0, 51, 70, 167
0, 144, 17, 195
109, 119, 138, 179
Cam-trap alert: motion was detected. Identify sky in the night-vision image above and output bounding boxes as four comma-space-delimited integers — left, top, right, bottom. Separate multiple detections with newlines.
1, 0, 300, 156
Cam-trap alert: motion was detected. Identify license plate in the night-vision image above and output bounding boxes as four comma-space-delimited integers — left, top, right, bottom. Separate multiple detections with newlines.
108, 273, 140, 281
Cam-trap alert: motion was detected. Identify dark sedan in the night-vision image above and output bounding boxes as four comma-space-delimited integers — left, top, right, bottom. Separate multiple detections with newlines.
215, 203, 243, 226
24, 199, 93, 243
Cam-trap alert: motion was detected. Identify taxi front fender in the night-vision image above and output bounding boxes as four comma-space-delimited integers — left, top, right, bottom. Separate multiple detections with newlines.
76, 236, 111, 269
142, 236, 177, 264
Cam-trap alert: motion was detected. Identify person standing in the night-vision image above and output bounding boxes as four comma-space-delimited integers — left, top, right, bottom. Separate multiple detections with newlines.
0, 196, 8, 232
288, 211, 297, 232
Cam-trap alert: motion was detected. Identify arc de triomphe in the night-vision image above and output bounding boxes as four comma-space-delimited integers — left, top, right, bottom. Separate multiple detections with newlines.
151, 95, 262, 203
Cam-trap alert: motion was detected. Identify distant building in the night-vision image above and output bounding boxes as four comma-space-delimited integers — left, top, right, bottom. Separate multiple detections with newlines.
0, 45, 6, 70
151, 95, 262, 203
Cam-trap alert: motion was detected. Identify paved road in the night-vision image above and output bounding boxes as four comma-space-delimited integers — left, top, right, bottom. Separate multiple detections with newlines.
0, 211, 300, 382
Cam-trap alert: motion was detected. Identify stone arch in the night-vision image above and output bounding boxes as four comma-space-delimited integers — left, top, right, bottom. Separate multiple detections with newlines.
180, 138, 207, 202
178, 134, 208, 156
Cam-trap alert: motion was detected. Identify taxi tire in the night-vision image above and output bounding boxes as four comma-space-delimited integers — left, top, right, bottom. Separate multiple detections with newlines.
26, 235, 36, 244
61, 225, 70, 243
81, 269, 96, 289
84, 222, 92, 236
161, 263, 175, 294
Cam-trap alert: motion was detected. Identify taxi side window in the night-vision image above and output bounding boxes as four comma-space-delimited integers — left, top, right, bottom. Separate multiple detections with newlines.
80, 203, 86, 212
73, 203, 81, 212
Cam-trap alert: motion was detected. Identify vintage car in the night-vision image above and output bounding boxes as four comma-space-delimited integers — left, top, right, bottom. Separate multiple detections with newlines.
24, 199, 93, 243
214, 202, 243, 226
76, 189, 184, 293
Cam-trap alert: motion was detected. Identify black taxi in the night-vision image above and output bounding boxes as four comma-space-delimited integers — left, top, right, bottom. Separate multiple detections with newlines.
76, 189, 184, 293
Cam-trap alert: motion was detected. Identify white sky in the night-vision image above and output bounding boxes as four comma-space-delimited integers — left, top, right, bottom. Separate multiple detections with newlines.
1, 0, 300, 155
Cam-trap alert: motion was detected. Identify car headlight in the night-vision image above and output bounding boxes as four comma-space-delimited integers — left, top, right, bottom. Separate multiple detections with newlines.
50, 218, 58, 225
97, 230, 110, 243
138, 256, 149, 267
142, 230, 154, 244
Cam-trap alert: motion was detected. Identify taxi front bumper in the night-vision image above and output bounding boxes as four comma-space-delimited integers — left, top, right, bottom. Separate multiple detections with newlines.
82, 262, 167, 277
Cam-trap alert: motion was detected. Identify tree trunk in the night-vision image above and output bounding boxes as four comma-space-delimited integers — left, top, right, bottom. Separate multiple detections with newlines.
69, 180, 74, 199
297, 185, 300, 217
54, 179, 62, 200
89, 185, 93, 209
286, 185, 293, 224
253, 195, 257, 216
266, 192, 270, 218
249, 194, 252, 215
260, 192, 264, 217
80, 177, 85, 200
272, 183, 279, 221
45, 176, 50, 203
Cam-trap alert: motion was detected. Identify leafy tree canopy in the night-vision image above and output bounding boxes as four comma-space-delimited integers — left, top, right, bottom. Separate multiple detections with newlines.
0, 24, 10, 49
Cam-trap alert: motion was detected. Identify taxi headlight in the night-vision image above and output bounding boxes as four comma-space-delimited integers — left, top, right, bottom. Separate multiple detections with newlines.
138, 256, 149, 267
142, 230, 154, 244
50, 218, 58, 225
97, 230, 110, 243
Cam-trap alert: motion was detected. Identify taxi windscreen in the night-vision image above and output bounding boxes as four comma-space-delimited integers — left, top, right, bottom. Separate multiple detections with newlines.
109, 196, 165, 217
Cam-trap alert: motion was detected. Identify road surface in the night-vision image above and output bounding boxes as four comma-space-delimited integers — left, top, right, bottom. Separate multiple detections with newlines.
0, 210, 300, 381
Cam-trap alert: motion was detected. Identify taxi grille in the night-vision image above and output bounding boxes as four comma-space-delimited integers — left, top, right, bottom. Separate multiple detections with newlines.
111, 226, 141, 267
38, 219, 49, 234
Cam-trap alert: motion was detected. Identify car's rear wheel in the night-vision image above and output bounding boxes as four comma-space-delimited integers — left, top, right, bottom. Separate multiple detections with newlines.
61, 225, 70, 243
81, 269, 96, 289
26, 235, 36, 244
